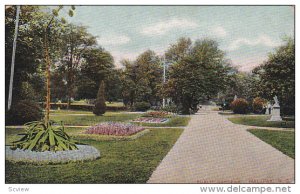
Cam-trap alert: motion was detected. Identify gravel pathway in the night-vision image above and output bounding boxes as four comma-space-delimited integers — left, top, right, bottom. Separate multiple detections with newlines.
148, 107, 294, 183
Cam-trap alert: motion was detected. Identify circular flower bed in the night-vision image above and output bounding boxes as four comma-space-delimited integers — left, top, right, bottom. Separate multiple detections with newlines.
85, 122, 145, 136
132, 117, 169, 123
6, 145, 100, 164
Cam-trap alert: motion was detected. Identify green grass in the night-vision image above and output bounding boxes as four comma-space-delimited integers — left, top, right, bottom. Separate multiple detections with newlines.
71, 101, 124, 107
5, 127, 183, 183
228, 115, 295, 128
248, 129, 295, 158
105, 101, 124, 107
50, 109, 93, 114
50, 112, 142, 126
134, 116, 191, 127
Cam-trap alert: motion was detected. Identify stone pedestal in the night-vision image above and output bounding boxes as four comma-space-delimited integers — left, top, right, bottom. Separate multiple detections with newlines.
265, 108, 270, 115
267, 104, 282, 121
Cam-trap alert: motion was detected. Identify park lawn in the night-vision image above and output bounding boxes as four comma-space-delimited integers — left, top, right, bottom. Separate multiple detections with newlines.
50, 109, 93, 115
5, 127, 183, 183
134, 116, 191, 127
248, 129, 295, 159
106, 101, 124, 107
71, 101, 124, 107
50, 111, 142, 126
228, 115, 295, 128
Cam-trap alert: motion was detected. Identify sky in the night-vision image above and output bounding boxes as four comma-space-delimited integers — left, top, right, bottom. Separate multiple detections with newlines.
61, 6, 294, 71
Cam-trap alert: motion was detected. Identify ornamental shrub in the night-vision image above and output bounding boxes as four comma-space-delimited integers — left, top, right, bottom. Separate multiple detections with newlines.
230, 98, 249, 114
6, 100, 44, 125
161, 104, 179, 113
134, 102, 151, 111
252, 97, 267, 114
93, 80, 106, 115
12, 120, 78, 152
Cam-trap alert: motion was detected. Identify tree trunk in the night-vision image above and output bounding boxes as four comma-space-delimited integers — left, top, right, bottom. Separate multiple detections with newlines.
44, 31, 51, 122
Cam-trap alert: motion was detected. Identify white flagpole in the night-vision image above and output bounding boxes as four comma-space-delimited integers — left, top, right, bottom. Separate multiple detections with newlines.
7, 5, 21, 110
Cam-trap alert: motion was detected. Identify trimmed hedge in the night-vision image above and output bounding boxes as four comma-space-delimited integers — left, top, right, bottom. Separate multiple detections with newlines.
39, 103, 128, 111
134, 102, 151, 111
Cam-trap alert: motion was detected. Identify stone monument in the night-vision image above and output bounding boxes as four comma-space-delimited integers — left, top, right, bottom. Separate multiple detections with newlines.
267, 96, 282, 121
265, 102, 271, 115
234, 95, 237, 101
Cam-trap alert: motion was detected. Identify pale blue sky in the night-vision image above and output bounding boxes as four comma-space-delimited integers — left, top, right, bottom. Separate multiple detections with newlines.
59, 6, 294, 71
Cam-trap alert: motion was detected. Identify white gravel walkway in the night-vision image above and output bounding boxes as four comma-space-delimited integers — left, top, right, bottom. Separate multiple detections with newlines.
148, 108, 294, 183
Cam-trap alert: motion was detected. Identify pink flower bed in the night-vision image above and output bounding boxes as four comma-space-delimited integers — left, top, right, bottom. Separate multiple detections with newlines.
132, 117, 169, 123
143, 111, 170, 118
85, 122, 145, 136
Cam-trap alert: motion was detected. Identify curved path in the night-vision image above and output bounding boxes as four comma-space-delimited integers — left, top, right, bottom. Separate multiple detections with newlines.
148, 108, 294, 183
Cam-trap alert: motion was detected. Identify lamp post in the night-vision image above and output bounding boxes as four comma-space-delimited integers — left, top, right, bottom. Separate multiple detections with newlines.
162, 56, 166, 108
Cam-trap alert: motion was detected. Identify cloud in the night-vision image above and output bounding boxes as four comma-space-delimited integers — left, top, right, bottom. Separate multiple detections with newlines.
211, 26, 227, 38
228, 35, 281, 51
141, 18, 198, 36
110, 50, 140, 68
230, 54, 268, 72
97, 34, 130, 46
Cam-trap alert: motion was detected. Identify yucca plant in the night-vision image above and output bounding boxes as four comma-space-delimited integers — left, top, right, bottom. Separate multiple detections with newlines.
12, 120, 78, 152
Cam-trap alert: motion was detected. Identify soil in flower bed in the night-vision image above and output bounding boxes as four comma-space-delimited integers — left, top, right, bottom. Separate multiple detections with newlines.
85, 122, 145, 136
132, 117, 169, 123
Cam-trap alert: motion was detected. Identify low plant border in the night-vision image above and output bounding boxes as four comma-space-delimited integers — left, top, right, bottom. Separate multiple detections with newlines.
5, 144, 100, 164
131, 117, 170, 123
71, 128, 150, 141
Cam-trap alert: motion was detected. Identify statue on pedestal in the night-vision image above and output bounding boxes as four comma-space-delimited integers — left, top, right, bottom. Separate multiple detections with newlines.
265, 102, 271, 115
267, 95, 282, 121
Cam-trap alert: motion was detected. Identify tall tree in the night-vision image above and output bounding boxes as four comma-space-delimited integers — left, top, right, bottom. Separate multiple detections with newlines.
121, 50, 163, 107
252, 38, 295, 115
58, 24, 96, 107
165, 38, 233, 114
105, 69, 123, 103
76, 47, 114, 99
5, 6, 45, 106
165, 37, 192, 62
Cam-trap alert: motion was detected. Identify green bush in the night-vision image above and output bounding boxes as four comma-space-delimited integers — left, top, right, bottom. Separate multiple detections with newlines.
161, 104, 179, 113
6, 100, 44, 125
134, 102, 151, 111
93, 81, 106, 115
252, 97, 267, 114
230, 98, 249, 114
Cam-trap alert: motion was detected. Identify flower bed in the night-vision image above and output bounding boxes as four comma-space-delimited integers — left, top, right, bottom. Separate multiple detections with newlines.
6, 145, 100, 164
142, 111, 171, 118
132, 117, 169, 123
85, 122, 145, 136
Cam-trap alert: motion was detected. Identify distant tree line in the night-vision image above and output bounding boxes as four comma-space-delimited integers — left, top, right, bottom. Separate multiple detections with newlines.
5, 6, 294, 122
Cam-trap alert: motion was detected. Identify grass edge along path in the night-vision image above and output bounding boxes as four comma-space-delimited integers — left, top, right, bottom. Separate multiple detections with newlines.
228, 115, 295, 128
247, 129, 295, 159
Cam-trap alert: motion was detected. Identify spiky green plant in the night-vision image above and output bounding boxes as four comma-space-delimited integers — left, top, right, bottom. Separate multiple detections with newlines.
12, 121, 78, 152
